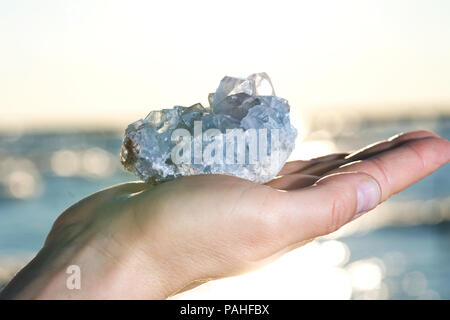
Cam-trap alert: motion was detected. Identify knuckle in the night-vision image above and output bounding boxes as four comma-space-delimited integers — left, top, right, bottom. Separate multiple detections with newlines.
404, 142, 426, 170
326, 192, 350, 234
369, 157, 391, 189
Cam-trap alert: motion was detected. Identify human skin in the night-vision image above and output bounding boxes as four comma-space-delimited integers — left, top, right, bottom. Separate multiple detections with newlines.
0, 130, 449, 299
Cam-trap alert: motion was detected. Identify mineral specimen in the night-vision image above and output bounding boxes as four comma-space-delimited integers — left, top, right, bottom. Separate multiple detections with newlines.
120, 73, 297, 184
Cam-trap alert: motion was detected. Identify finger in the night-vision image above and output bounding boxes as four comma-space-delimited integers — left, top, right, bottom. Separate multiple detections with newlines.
279, 153, 349, 175
277, 160, 310, 175
273, 172, 381, 242
297, 130, 440, 177
266, 174, 319, 190
272, 135, 449, 243
279, 131, 435, 176
297, 158, 348, 176
346, 130, 439, 162
327, 136, 450, 201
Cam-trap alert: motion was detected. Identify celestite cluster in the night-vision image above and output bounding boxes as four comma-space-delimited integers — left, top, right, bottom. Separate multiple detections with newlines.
120, 73, 297, 183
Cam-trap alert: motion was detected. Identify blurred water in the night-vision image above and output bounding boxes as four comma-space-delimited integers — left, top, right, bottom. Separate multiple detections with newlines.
0, 116, 449, 299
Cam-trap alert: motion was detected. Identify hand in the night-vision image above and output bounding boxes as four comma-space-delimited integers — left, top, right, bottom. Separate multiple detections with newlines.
1, 130, 449, 299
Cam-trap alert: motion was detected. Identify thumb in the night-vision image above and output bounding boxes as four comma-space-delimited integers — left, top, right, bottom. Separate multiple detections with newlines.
278, 172, 381, 243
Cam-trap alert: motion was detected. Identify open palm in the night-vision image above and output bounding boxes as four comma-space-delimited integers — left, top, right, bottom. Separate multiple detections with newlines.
1, 130, 449, 299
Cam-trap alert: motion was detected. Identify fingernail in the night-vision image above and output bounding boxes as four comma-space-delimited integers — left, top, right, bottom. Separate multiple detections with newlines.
356, 178, 381, 217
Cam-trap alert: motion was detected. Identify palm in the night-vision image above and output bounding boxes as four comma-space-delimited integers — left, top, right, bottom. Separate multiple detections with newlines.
55, 130, 450, 278
3, 130, 448, 299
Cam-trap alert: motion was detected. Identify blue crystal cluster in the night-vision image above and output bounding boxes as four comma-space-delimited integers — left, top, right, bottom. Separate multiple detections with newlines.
120, 73, 297, 183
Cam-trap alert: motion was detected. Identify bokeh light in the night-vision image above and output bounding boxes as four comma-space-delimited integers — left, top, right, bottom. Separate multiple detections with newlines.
347, 258, 384, 291
51, 150, 81, 177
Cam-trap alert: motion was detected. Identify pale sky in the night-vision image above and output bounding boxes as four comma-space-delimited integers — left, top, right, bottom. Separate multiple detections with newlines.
1, 0, 450, 130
